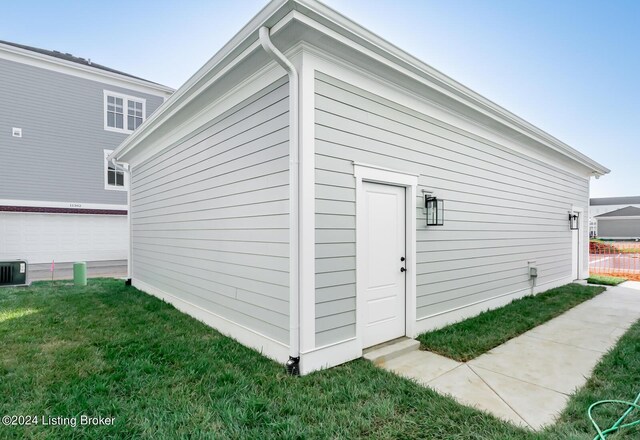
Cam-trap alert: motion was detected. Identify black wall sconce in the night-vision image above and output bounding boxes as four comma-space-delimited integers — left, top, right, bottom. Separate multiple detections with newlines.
569, 212, 579, 230
425, 195, 444, 226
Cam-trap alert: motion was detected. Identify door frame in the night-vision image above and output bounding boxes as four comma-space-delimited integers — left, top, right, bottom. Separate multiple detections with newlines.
571, 205, 584, 280
354, 163, 418, 349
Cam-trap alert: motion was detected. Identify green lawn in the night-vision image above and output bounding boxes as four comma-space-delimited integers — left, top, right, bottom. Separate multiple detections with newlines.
417, 283, 606, 362
0, 279, 638, 439
587, 275, 627, 286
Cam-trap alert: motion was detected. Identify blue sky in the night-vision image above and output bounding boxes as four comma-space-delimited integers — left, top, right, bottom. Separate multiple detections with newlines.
2, 0, 638, 197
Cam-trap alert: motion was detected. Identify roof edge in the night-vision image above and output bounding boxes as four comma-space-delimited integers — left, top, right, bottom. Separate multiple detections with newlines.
112, 0, 609, 175
0, 41, 174, 95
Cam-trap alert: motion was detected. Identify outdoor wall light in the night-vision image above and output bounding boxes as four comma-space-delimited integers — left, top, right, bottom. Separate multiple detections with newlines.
569, 212, 579, 230
425, 195, 444, 226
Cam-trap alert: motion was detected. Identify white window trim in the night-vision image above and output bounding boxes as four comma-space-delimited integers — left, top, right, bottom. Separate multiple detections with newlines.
104, 149, 127, 191
103, 90, 146, 134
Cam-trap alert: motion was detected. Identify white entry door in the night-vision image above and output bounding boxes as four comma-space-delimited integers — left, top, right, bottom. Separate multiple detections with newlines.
361, 182, 406, 348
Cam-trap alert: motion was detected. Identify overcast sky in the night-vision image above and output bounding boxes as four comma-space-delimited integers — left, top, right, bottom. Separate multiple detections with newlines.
2, 0, 638, 197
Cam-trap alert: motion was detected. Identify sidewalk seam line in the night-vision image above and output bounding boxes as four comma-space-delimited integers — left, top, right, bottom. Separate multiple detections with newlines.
467, 363, 533, 430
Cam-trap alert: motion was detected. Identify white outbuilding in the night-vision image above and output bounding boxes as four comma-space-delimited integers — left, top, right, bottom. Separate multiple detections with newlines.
110, 0, 609, 374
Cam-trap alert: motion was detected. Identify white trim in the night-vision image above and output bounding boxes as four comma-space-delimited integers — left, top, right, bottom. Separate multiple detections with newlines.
0, 42, 173, 97
103, 149, 127, 191
414, 275, 574, 334
132, 278, 289, 362
0, 199, 126, 211
297, 50, 317, 353
354, 162, 420, 179
300, 337, 360, 375
354, 163, 418, 347
103, 90, 146, 134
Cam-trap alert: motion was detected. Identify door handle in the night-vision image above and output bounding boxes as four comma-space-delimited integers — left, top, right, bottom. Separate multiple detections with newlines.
400, 267, 406, 273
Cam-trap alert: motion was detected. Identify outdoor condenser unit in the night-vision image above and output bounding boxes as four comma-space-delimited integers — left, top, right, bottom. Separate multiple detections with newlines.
0, 260, 29, 287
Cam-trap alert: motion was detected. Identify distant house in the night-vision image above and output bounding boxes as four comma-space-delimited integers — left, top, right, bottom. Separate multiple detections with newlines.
110, 0, 608, 374
0, 40, 173, 279
595, 206, 640, 240
589, 196, 640, 237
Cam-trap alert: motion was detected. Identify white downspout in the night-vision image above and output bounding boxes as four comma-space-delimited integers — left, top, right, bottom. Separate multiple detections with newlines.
258, 26, 301, 374
111, 159, 132, 281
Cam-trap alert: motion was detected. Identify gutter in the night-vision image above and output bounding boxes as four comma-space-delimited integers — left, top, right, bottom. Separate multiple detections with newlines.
258, 26, 301, 375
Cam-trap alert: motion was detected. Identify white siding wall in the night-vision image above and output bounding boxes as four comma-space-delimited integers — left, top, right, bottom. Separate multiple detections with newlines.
314, 72, 589, 346
130, 78, 290, 344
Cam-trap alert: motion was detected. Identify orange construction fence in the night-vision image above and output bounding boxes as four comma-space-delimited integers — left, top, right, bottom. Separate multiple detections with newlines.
589, 240, 640, 281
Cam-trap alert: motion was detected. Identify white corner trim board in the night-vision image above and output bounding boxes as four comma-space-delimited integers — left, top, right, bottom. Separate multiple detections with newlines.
297, 46, 317, 354
300, 337, 360, 375
132, 279, 290, 362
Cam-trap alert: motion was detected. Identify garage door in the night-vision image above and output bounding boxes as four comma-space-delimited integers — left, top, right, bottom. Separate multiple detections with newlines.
0, 212, 127, 263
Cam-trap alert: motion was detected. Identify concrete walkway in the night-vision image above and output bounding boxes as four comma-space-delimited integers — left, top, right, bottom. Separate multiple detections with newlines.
377, 282, 640, 430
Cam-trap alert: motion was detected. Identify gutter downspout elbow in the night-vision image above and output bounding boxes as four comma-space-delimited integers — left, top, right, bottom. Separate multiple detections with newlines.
259, 26, 301, 375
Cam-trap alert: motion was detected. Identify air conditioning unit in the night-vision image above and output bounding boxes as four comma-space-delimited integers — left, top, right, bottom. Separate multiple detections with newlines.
0, 260, 29, 287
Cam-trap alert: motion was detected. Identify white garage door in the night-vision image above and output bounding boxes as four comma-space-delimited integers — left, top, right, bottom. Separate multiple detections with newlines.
0, 212, 127, 263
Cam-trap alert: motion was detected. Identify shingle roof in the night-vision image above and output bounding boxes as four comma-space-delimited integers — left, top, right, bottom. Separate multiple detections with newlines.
596, 206, 640, 218
0, 40, 164, 86
590, 196, 640, 206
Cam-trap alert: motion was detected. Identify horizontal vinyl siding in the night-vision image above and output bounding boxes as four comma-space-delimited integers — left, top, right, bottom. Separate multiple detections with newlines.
131, 77, 290, 344
0, 58, 164, 204
314, 72, 589, 343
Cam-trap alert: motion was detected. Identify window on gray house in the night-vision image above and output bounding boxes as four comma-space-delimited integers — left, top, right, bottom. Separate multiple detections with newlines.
107, 162, 125, 187
106, 96, 124, 129
104, 91, 145, 133
128, 100, 144, 130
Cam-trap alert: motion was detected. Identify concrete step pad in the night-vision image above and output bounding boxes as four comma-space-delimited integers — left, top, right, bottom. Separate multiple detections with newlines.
363, 338, 420, 365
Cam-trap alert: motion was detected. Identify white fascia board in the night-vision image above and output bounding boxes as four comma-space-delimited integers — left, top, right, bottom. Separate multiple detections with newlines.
0, 44, 174, 97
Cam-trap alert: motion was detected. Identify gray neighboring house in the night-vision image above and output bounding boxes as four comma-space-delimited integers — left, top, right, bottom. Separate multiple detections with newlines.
0, 40, 173, 278
111, 0, 608, 374
589, 196, 640, 238
595, 206, 640, 240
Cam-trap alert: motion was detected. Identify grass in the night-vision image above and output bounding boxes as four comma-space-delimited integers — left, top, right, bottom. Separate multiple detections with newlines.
417, 283, 605, 362
587, 275, 627, 286
0, 278, 638, 439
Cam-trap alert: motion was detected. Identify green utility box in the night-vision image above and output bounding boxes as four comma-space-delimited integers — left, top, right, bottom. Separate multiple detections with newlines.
73, 262, 87, 286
